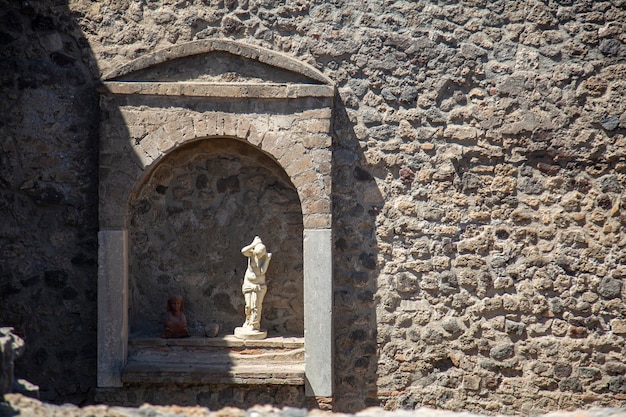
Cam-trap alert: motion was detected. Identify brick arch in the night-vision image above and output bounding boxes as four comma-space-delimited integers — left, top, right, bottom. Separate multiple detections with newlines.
124, 120, 331, 230
128, 135, 300, 214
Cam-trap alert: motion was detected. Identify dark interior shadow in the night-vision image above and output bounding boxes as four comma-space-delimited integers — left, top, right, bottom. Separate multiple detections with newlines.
0, 402, 18, 417
0, 1, 99, 405
331, 97, 384, 412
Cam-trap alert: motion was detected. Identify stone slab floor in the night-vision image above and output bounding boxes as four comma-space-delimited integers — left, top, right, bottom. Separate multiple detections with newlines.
2, 394, 626, 417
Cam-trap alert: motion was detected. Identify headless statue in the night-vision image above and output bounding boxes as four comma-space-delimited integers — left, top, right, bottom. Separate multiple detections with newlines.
235, 236, 272, 340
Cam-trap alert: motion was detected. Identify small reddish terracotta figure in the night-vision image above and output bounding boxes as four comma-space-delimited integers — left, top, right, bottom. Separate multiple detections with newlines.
164, 296, 189, 338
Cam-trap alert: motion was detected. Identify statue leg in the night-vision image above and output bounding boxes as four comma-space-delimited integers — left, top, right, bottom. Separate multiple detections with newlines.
244, 291, 252, 328
250, 286, 267, 331
248, 291, 258, 330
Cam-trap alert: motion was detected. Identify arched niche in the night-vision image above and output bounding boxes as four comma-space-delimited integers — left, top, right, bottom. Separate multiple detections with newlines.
128, 138, 304, 337
97, 40, 334, 397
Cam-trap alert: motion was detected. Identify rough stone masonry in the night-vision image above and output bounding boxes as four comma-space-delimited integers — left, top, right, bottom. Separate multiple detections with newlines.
5, 394, 626, 417
1, 0, 625, 414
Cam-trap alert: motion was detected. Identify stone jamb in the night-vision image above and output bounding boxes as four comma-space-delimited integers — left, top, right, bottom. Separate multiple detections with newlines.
97, 229, 128, 387
303, 229, 334, 397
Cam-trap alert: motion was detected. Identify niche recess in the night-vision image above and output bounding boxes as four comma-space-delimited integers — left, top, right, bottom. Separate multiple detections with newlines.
97, 40, 334, 396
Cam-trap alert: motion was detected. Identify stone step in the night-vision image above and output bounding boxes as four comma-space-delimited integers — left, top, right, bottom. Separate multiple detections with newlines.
124, 335, 305, 385
128, 346, 305, 365
128, 335, 304, 349
121, 361, 305, 385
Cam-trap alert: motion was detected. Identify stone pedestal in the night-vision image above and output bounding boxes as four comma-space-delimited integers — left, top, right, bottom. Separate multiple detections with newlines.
122, 336, 304, 386
234, 327, 267, 340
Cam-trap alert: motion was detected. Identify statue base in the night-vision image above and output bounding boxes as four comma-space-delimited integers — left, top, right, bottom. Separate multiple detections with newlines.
234, 327, 267, 340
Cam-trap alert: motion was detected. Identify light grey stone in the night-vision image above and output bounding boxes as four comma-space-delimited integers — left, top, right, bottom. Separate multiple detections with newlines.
303, 228, 334, 397
97, 229, 129, 388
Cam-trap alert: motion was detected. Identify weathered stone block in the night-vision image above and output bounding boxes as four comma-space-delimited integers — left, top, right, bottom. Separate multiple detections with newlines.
490, 344, 514, 361
462, 375, 481, 391
443, 125, 479, 142
578, 367, 601, 380
395, 272, 420, 294
610, 319, 626, 334
505, 319, 526, 336
599, 277, 623, 299
442, 318, 462, 335
609, 376, 626, 394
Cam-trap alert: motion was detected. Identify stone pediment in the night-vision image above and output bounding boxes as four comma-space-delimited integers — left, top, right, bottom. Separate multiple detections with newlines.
103, 39, 332, 86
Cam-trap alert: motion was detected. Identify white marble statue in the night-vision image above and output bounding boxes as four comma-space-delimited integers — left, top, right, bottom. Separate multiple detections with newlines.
234, 236, 272, 340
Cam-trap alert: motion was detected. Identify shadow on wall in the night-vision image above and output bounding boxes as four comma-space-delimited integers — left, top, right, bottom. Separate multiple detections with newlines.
0, 1, 100, 404
332, 98, 384, 412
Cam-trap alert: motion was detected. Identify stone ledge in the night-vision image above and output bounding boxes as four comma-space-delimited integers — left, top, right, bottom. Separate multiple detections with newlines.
98, 82, 335, 98
128, 335, 304, 349
125, 335, 305, 385
121, 361, 305, 385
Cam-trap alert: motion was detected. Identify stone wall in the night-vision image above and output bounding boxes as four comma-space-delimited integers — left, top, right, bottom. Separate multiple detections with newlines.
7, 393, 626, 417
2, 0, 626, 413
7, 394, 626, 417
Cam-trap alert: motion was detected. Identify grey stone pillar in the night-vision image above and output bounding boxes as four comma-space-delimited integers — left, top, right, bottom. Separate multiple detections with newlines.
303, 228, 334, 397
97, 229, 129, 387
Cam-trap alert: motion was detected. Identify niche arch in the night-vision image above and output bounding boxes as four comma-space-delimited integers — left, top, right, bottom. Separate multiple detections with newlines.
127, 137, 304, 337
97, 40, 334, 396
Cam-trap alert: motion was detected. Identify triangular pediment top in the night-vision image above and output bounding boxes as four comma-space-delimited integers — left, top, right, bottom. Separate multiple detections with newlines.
103, 39, 333, 86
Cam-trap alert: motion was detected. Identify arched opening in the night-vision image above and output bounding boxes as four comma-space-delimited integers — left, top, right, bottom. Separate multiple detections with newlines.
127, 138, 304, 337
